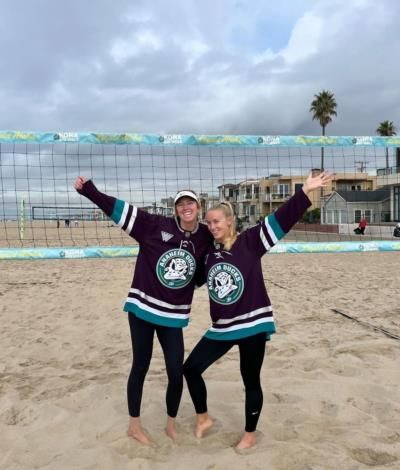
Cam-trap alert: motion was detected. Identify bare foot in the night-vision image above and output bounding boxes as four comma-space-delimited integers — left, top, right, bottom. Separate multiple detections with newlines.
195, 413, 214, 438
235, 431, 256, 450
165, 416, 177, 440
127, 417, 151, 445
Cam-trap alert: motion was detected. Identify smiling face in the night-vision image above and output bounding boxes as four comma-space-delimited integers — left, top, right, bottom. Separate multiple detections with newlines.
175, 197, 200, 229
205, 208, 232, 243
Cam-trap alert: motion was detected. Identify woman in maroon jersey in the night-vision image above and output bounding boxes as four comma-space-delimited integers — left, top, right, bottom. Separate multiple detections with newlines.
75, 177, 212, 445
183, 171, 332, 450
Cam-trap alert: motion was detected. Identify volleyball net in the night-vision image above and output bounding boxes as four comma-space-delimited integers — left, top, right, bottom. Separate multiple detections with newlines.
1, 131, 400, 260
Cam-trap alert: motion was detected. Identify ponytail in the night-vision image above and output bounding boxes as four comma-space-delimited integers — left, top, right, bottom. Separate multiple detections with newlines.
209, 201, 237, 250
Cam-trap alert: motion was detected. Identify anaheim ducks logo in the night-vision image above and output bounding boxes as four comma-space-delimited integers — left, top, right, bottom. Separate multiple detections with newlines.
156, 249, 196, 289
208, 263, 244, 305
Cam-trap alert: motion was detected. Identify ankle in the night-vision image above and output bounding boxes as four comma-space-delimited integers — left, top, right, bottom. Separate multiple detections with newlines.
196, 412, 209, 423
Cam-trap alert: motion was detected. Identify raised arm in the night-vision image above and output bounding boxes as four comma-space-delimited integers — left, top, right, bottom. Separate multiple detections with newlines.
74, 176, 116, 217
301, 171, 332, 195
74, 176, 87, 192
74, 177, 159, 243
253, 171, 333, 255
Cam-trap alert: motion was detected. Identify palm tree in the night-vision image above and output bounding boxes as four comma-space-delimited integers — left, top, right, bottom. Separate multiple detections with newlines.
376, 120, 397, 168
310, 90, 337, 171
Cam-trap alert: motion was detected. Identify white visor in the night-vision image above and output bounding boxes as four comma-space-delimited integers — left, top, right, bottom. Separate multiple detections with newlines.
174, 190, 199, 204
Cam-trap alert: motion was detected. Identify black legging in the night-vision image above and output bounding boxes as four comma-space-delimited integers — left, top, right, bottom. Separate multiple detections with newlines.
183, 333, 266, 432
127, 314, 184, 418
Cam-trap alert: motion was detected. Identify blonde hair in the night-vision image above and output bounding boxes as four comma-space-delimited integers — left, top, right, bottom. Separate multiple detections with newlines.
207, 201, 237, 250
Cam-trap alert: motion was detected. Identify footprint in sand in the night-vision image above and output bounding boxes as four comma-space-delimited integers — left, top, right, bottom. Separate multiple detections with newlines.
320, 400, 338, 418
349, 447, 398, 466
376, 431, 400, 444
270, 392, 302, 404
109, 434, 174, 463
0, 406, 38, 426
330, 364, 361, 377
271, 426, 298, 441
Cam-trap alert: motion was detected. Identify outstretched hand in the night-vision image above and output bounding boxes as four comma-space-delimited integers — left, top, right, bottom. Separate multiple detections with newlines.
74, 176, 87, 191
302, 171, 333, 195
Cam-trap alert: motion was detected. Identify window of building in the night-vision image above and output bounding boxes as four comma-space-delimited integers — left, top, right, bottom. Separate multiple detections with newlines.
355, 209, 372, 223
394, 186, 400, 221
272, 184, 290, 197
333, 210, 339, 224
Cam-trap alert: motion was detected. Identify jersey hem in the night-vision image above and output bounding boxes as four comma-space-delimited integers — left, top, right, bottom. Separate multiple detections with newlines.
204, 322, 276, 341
124, 303, 189, 328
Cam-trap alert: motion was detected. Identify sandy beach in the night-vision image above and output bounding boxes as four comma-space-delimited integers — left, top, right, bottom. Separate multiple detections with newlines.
1, 252, 400, 469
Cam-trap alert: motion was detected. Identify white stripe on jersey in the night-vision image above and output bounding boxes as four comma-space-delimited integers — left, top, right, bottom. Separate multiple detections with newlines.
129, 288, 191, 310
125, 297, 190, 319
259, 226, 272, 251
118, 202, 130, 228
214, 305, 273, 325
264, 216, 278, 245
209, 316, 274, 333
126, 206, 137, 234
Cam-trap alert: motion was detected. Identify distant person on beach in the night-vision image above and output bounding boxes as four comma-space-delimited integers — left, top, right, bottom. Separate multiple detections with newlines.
183, 171, 332, 450
74, 177, 212, 444
393, 223, 400, 237
64, 219, 70, 228
354, 217, 367, 235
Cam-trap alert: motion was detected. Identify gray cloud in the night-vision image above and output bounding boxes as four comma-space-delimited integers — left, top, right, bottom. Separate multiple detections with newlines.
0, 0, 398, 222
1, 0, 398, 135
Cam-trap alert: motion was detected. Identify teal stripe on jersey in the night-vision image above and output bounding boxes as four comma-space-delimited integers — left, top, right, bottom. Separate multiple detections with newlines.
267, 212, 285, 240
124, 302, 189, 328
111, 199, 125, 225
204, 321, 276, 341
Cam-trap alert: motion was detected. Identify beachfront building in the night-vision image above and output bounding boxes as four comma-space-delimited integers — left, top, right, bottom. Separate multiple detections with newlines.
321, 189, 391, 224
376, 148, 400, 222
143, 203, 174, 216
219, 176, 305, 225
200, 193, 220, 213
218, 171, 377, 225
159, 193, 219, 218
160, 196, 174, 208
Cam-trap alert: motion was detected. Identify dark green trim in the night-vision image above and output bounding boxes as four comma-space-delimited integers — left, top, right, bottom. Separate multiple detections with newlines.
124, 303, 188, 328
204, 322, 276, 341
111, 199, 125, 225
267, 212, 285, 240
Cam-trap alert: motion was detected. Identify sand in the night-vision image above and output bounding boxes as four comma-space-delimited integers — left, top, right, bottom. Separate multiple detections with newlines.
1, 252, 400, 469
2, 219, 398, 249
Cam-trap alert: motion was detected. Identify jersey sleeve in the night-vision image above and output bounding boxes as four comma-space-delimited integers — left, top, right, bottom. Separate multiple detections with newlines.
245, 188, 312, 256
77, 179, 159, 243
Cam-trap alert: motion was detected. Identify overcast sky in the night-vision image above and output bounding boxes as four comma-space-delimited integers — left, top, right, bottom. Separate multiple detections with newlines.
0, 0, 399, 136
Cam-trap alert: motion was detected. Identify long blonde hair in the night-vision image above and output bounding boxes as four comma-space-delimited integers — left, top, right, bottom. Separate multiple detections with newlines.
208, 201, 237, 251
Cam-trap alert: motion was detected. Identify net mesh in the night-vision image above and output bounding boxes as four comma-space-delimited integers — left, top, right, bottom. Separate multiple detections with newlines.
1, 132, 399, 257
